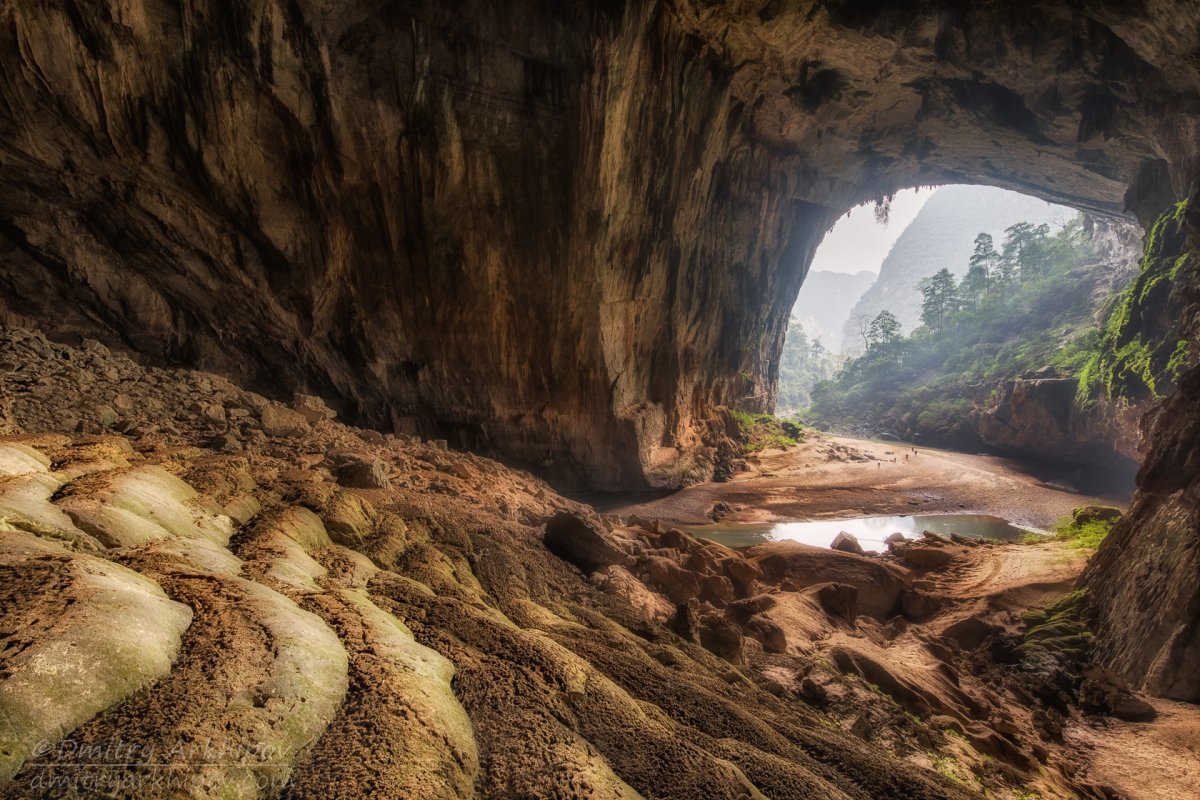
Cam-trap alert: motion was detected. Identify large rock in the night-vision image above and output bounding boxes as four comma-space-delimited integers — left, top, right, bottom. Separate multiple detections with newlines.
543, 511, 626, 572
830, 532, 864, 555
747, 542, 910, 620
260, 405, 311, 438
979, 375, 1144, 465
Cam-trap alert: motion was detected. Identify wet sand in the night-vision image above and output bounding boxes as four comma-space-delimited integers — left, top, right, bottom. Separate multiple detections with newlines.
608, 432, 1130, 531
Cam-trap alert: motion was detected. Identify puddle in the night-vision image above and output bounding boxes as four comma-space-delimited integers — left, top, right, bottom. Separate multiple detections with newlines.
683, 513, 1040, 550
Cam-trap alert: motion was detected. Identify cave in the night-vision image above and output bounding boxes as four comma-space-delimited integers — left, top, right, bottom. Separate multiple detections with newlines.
1, 1, 1198, 797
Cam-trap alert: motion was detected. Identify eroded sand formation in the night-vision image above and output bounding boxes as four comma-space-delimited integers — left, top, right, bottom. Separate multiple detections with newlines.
2, 328, 1195, 799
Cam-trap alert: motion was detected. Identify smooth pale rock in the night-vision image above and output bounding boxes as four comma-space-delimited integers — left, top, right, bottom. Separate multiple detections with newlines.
0, 531, 192, 783
0, 443, 51, 477
321, 492, 378, 547
54, 465, 233, 549
0, 471, 102, 552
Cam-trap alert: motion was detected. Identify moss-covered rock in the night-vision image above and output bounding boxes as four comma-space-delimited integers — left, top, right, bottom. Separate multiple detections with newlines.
1079, 200, 1196, 403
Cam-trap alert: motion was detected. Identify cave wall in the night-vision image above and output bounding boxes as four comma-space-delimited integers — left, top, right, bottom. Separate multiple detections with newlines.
1084, 196, 1200, 701
3, 0, 1199, 490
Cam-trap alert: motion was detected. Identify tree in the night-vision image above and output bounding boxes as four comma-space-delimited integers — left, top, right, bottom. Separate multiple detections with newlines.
810, 337, 827, 363
852, 313, 873, 352
1020, 223, 1054, 281
918, 268, 958, 331
959, 263, 990, 311
998, 222, 1033, 286
968, 233, 1000, 292
999, 221, 1056, 283
866, 310, 901, 349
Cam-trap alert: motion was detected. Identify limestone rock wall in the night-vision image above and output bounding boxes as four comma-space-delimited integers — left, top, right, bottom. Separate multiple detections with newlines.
3, 0, 1200, 489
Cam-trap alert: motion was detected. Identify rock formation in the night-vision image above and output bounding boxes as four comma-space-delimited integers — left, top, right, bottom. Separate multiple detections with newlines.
0, 328, 990, 798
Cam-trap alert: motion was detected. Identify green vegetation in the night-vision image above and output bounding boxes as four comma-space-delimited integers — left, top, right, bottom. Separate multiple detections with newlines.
775, 323, 838, 414
1077, 199, 1194, 404
804, 215, 1101, 442
1050, 516, 1118, 550
1020, 589, 1093, 663
730, 410, 803, 453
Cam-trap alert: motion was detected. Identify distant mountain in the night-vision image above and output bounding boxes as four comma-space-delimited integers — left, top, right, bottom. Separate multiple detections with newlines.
841, 186, 1070, 352
790, 269, 876, 348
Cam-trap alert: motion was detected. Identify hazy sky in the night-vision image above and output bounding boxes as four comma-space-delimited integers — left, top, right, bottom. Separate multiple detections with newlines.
809, 188, 932, 274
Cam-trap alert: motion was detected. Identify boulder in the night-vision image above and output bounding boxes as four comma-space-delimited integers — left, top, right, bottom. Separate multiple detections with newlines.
669, 600, 700, 643
743, 617, 787, 653
884, 532, 907, 552
1073, 505, 1123, 526
722, 558, 763, 594
707, 501, 734, 521
897, 542, 954, 569
643, 555, 701, 604
699, 574, 735, 606
335, 458, 392, 490
260, 404, 310, 438
293, 393, 337, 423
726, 594, 777, 621
543, 511, 626, 572
830, 532, 864, 555
699, 614, 744, 664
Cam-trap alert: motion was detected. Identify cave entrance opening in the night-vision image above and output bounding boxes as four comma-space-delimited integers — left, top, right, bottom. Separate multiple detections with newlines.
774, 183, 1143, 499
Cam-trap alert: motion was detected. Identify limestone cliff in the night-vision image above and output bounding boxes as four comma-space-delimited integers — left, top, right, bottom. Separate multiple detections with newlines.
2, 0, 1199, 490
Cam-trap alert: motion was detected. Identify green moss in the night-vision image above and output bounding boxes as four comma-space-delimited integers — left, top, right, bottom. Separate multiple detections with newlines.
1020, 589, 1093, 662
1078, 198, 1193, 404
729, 409, 803, 453
1050, 515, 1116, 550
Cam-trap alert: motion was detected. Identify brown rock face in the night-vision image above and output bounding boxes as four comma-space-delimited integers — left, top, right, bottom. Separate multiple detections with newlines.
978, 373, 1144, 465
3, 0, 1200, 490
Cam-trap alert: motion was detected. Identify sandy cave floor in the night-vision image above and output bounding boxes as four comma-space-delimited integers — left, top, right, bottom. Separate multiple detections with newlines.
607, 432, 1129, 531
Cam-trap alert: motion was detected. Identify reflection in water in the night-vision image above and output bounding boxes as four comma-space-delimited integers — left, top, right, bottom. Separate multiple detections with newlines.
683, 514, 1039, 550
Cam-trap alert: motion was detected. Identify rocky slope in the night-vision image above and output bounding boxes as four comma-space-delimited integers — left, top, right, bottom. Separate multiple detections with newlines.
2, 0, 1200, 490
1083, 199, 1200, 702
2, 328, 1187, 799
842, 186, 1067, 350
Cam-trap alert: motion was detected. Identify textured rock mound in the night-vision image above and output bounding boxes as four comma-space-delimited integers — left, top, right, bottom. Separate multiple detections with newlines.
2, 329, 986, 799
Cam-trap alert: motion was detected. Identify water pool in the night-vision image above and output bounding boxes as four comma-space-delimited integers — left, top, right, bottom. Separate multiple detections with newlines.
683, 513, 1039, 550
